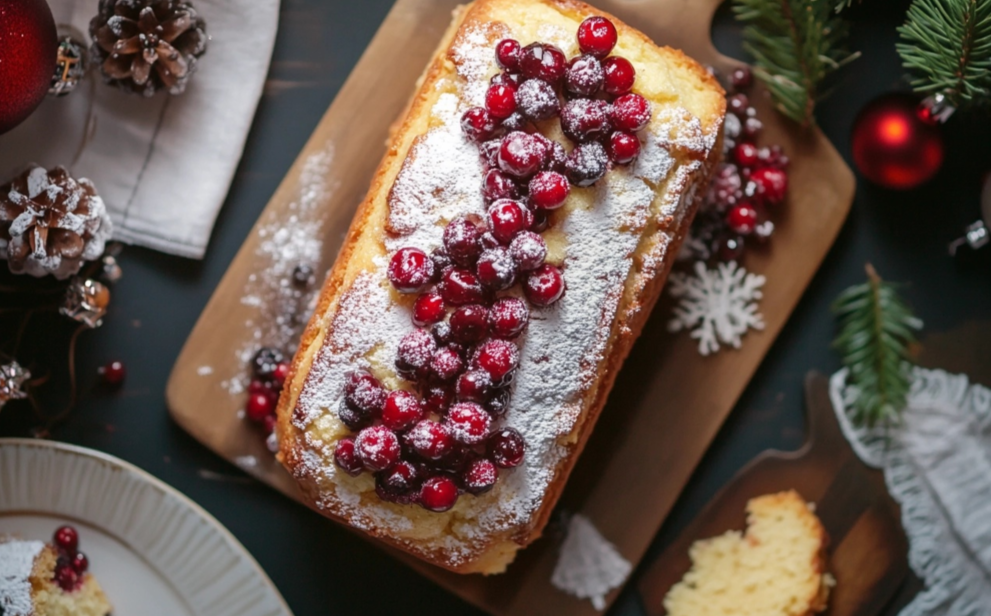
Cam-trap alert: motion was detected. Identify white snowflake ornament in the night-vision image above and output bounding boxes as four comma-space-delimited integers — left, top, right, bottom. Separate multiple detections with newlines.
551, 514, 632, 610
667, 260, 766, 356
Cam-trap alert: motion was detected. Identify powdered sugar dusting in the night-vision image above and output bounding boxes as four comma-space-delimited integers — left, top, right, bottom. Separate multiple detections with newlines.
0, 539, 44, 616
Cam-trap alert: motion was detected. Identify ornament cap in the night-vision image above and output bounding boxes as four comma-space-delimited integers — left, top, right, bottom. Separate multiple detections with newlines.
917, 93, 956, 125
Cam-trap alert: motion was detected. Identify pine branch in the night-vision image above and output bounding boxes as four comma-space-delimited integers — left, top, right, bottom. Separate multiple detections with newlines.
831, 264, 923, 427
733, 0, 860, 126
897, 0, 991, 108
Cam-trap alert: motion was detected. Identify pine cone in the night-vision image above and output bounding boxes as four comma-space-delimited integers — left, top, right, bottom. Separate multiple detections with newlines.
0, 166, 113, 280
90, 0, 208, 97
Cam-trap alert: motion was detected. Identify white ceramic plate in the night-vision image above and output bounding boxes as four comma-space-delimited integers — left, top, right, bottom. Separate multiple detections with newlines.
0, 439, 293, 616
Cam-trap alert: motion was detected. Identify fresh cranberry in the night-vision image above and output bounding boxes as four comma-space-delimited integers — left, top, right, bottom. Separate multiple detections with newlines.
490, 71, 519, 89
516, 78, 559, 121
71, 552, 88, 573
334, 438, 364, 476
727, 202, 759, 235
482, 168, 520, 202
449, 304, 490, 344
565, 141, 609, 187
55, 562, 79, 592
577, 16, 618, 57
378, 460, 422, 497
488, 297, 530, 339
502, 112, 528, 132
487, 428, 526, 468
485, 83, 517, 119
429, 347, 464, 382
498, 131, 545, 178
54, 526, 79, 553
431, 321, 453, 346
388, 247, 434, 293
479, 140, 502, 168
423, 385, 454, 415
547, 140, 568, 173
355, 426, 401, 472
476, 247, 518, 291
443, 216, 482, 266
609, 93, 651, 132
734, 142, 759, 167
440, 268, 486, 306
419, 476, 459, 512
751, 167, 788, 205
529, 171, 570, 210
246, 392, 275, 421
565, 54, 604, 96
488, 199, 529, 243
406, 420, 455, 461
338, 402, 372, 430
412, 292, 446, 326
456, 369, 492, 402
495, 38, 521, 71
561, 98, 611, 142
602, 56, 636, 96
479, 230, 502, 250
758, 145, 789, 169
462, 458, 498, 495
271, 362, 291, 387
396, 329, 437, 380
743, 117, 763, 140
509, 231, 547, 272
248, 379, 273, 396
461, 107, 497, 142
446, 402, 492, 445
381, 390, 425, 431
518, 42, 567, 84
524, 264, 565, 306
717, 234, 746, 262
608, 131, 641, 164
344, 369, 387, 415
475, 339, 519, 384
100, 360, 126, 386
730, 66, 753, 90
252, 347, 284, 379
727, 93, 749, 117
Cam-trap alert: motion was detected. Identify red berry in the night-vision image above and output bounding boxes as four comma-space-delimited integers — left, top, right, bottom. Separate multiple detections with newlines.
449, 304, 490, 344
727, 93, 749, 117
252, 347, 285, 379
487, 428, 526, 468
577, 16, 618, 58
486, 387, 511, 417
730, 66, 753, 90
430, 347, 465, 382
344, 369, 386, 415
407, 420, 455, 461
246, 392, 275, 421
479, 139, 502, 168
743, 117, 763, 140
423, 385, 454, 415
498, 131, 545, 178
476, 247, 517, 291
440, 267, 486, 306
608, 131, 641, 164
609, 93, 651, 132
248, 379, 271, 396
733, 142, 759, 168
388, 247, 434, 293
54, 526, 78, 553
443, 216, 482, 266
263, 414, 278, 434
750, 167, 788, 205
461, 106, 497, 142
475, 339, 519, 384
524, 264, 565, 306
337, 402, 372, 431
482, 168, 521, 203
376, 460, 422, 503
419, 476, 459, 512
55, 562, 79, 592
501, 112, 528, 132
355, 425, 401, 472
488, 297, 530, 339
101, 360, 126, 386
488, 199, 529, 243
495, 38, 521, 71
602, 56, 636, 96
561, 98, 611, 143
334, 437, 364, 476
547, 140, 568, 174
516, 78, 559, 121
271, 362, 291, 387
518, 42, 567, 84
490, 71, 519, 89
71, 552, 88, 573
727, 202, 759, 235
463, 457, 498, 495
509, 231, 547, 272
485, 83, 517, 119
565, 141, 609, 187
446, 402, 492, 445
412, 292, 446, 326
565, 54, 604, 96
396, 329, 437, 380
381, 390, 425, 431
456, 369, 493, 402
529, 171, 570, 210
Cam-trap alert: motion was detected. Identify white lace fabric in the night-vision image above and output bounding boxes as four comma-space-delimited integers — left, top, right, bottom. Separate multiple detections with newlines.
830, 367, 991, 616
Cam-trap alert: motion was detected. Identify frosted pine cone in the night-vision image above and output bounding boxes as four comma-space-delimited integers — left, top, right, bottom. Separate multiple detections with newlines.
0, 166, 113, 279
90, 0, 208, 97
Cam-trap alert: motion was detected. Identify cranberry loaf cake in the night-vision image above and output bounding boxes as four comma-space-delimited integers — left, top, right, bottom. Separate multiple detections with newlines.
277, 0, 725, 574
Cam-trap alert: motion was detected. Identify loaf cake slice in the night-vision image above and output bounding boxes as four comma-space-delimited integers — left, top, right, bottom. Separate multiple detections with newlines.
277, 0, 725, 574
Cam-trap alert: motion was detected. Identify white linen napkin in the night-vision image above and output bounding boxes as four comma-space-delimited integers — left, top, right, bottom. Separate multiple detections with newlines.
0, 0, 279, 259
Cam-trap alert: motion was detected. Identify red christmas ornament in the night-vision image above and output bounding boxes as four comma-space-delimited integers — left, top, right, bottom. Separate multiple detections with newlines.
0, 0, 57, 135
851, 93, 944, 190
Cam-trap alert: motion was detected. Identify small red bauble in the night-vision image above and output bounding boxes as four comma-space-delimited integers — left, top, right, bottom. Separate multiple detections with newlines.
851, 93, 944, 190
0, 0, 57, 134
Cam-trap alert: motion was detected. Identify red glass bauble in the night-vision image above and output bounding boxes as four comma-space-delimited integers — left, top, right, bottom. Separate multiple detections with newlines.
851, 93, 944, 190
0, 0, 57, 135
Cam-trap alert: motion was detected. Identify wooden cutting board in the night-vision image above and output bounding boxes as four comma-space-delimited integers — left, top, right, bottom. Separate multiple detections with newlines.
166, 0, 855, 614
638, 372, 910, 616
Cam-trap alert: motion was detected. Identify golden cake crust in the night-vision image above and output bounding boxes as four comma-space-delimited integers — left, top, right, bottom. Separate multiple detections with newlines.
277, 0, 725, 574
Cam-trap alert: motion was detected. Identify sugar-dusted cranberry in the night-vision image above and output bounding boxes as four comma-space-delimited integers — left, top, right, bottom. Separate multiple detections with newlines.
430, 347, 465, 382
338, 401, 372, 430
396, 329, 437, 380
488, 199, 529, 243
602, 56, 636, 96
501, 112, 528, 132
71, 552, 88, 573
431, 321, 453, 346
461, 107, 497, 142
333, 437, 364, 476
271, 362, 291, 387
407, 420, 455, 461
292, 263, 315, 287
530, 208, 550, 233
419, 476, 459, 512
727, 202, 759, 235
498, 131, 545, 178
608, 131, 641, 164
412, 292, 445, 327
495, 38, 521, 71
565, 54, 604, 96
482, 168, 520, 203
565, 141, 609, 187
479, 139, 502, 168
440, 267, 486, 306
252, 347, 284, 379
344, 369, 387, 414
751, 167, 788, 205
355, 425, 401, 472
476, 247, 518, 291
734, 142, 759, 167
509, 231, 547, 271
490, 71, 520, 89
727, 93, 749, 117
547, 140, 568, 173
462, 457, 498, 495
475, 339, 519, 384
488, 297, 530, 339
449, 304, 490, 345
54, 525, 79, 553
758, 145, 789, 169
518, 42, 567, 84
730, 66, 753, 90
446, 402, 492, 445
515, 78, 559, 122
487, 428, 526, 468
529, 171, 570, 210
55, 561, 79, 592
443, 216, 482, 266
456, 369, 492, 402
388, 247, 434, 293
524, 264, 565, 306
485, 83, 517, 119
609, 93, 651, 132
381, 390, 425, 431
380, 459, 422, 493
561, 98, 611, 143
577, 16, 618, 58
743, 117, 762, 140
423, 384, 454, 415
246, 392, 275, 421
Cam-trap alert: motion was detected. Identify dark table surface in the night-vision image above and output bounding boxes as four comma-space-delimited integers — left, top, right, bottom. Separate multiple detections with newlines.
2, 1, 991, 615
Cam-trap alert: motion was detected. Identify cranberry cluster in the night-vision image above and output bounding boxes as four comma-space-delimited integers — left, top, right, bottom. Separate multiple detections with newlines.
244, 347, 291, 448
332, 17, 648, 513
52, 526, 89, 592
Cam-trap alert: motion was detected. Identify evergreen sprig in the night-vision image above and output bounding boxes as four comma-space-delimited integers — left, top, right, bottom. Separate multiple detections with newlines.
832, 265, 923, 427
733, 0, 859, 126
897, 0, 991, 109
